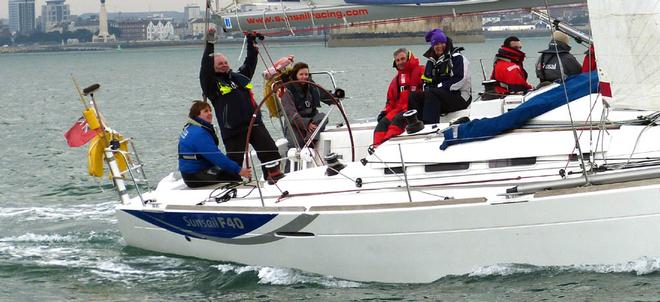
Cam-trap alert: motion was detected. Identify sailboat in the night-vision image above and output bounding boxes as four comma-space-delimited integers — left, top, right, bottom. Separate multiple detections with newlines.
71, 0, 660, 283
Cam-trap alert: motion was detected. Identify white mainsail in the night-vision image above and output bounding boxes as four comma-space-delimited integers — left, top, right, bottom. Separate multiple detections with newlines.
588, 0, 660, 111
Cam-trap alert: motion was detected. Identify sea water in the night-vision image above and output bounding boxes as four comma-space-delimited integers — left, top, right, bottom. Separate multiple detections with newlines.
2, 37, 659, 301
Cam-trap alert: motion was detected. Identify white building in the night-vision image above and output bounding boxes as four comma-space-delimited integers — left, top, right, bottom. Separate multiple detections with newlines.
146, 20, 177, 41
40, 0, 70, 32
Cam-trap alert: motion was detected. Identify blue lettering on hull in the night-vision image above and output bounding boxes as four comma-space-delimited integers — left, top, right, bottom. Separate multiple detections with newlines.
123, 210, 277, 239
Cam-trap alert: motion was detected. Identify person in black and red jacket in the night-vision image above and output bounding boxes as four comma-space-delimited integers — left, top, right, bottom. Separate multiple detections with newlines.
372, 48, 424, 147
199, 28, 283, 182
490, 36, 533, 96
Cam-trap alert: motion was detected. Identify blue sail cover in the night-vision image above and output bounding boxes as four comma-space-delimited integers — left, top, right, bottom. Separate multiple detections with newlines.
440, 71, 599, 150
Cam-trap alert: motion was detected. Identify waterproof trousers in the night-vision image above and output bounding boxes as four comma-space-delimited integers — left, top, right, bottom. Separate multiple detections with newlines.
181, 166, 241, 188
409, 88, 469, 124
223, 124, 281, 177
373, 111, 406, 147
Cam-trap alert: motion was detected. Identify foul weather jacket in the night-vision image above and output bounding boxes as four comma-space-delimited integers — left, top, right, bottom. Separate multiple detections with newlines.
200, 40, 261, 140
535, 40, 582, 83
178, 117, 241, 175
581, 44, 597, 72
372, 52, 425, 146
384, 52, 425, 120
280, 81, 333, 147
490, 46, 533, 95
422, 44, 472, 102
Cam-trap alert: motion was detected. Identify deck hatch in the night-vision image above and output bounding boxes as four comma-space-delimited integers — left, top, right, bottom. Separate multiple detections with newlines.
488, 157, 537, 168
424, 162, 470, 172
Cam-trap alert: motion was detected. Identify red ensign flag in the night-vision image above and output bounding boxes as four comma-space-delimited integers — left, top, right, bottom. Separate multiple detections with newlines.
64, 117, 99, 147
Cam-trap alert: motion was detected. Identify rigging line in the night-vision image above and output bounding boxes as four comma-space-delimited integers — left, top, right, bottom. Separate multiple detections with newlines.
582, 19, 599, 172
559, 93, 604, 173
204, 0, 210, 42
281, 173, 558, 200
237, 35, 247, 64
543, 0, 590, 184
595, 105, 609, 163
359, 161, 582, 183
232, 0, 243, 33
254, 33, 277, 73
626, 114, 660, 166
248, 151, 266, 207
366, 148, 450, 199
280, 0, 295, 36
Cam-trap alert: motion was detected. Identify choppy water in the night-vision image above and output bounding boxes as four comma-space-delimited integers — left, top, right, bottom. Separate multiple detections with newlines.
3, 37, 660, 301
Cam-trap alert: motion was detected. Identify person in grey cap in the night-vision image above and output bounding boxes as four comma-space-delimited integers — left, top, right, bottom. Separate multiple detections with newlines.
535, 31, 582, 86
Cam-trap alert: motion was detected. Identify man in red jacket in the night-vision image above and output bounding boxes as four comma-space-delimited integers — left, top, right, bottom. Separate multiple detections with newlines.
490, 36, 533, 96
373, 48, 425, 147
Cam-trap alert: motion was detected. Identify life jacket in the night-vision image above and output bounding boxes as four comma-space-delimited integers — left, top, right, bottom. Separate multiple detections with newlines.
212, 71, 260, 135
421, 38, 461, 84
384, 51, 424, 116
421, 38, 472, 102
285, 81, 322, 118
490, 46, 531, 94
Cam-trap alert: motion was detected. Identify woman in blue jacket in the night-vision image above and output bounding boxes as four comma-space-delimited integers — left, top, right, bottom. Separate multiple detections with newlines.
178, 101, 252, 188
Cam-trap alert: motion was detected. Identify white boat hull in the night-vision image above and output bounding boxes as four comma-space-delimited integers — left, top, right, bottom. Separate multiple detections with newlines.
117, 179, 660, 283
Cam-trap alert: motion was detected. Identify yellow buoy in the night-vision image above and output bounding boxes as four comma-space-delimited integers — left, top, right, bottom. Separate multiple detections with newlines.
82, 108, 101, 130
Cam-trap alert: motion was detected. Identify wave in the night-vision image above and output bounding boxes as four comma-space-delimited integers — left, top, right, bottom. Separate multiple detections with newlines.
467, 257, 660, 279
214, 263, 362, 288
0, 231, 116, 244
0, 201, 116, 222
569, 256, 660, 275
39, 182, 118, 198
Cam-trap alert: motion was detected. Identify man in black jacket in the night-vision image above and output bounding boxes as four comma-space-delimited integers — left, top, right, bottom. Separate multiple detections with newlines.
535, 31, 582, 86
199, 28, 283, 182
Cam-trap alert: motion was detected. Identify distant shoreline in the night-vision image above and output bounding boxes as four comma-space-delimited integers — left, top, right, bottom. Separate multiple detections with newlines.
0, 30, 566, 54
0, 35, 327, 54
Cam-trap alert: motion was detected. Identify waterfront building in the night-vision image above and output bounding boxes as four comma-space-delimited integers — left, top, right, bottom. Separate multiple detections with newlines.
40, 0, 70, 32
146, 20, 177, 41
117, 20, 148, 41
184, 5, 201, 23
189, 18, 211, 38
69, 19, 100, 34
8, 0, 35, 35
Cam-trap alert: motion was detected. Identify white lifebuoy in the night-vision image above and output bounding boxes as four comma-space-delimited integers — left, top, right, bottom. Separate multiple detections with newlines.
262, 55, 294, 80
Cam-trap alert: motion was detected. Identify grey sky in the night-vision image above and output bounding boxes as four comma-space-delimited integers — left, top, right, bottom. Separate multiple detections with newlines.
0, 0, 233, 19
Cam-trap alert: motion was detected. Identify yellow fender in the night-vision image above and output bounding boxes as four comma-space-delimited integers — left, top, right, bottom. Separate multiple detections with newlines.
87, 131, 130, 178
263, 77, 281, 118
87, 134, 105, 177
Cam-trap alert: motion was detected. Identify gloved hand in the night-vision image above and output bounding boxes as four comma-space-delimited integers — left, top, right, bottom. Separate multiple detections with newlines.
332, 88, 345, 99
377, 111, 386, 122
246, 31, 257, 43
246, 31, 264, 43
205, 28, 217, 43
